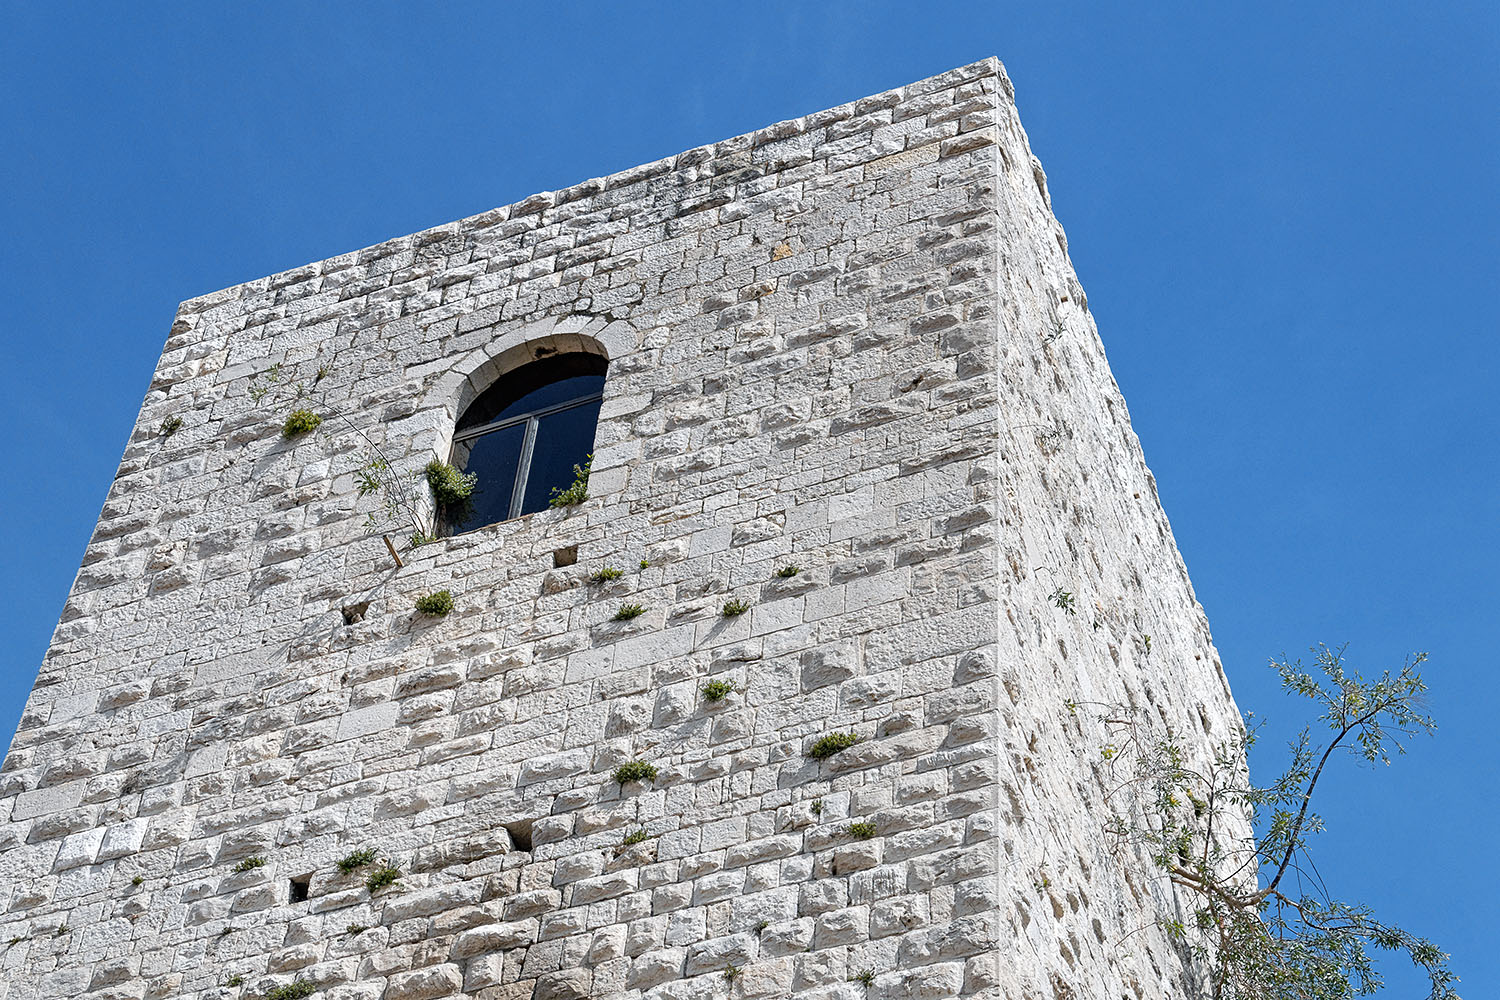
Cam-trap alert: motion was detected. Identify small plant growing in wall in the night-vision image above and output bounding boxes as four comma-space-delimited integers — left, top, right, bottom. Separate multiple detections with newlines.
549, 456, 591, 507
722, 964, 741, 984
807, 731, 860, 760
590, 566, 623, 584
159, 415, 183, 437
130, 875, 144, 887
753, 919, 769, 933
720, 598, 751, 617
847, 821, 877, 840
224, 974, 245, 988
775, 564, 800, 578
612, 603, 647, 622
345, 924, 368, 936
424, 459, 477, 517
281, 409, 323, 438
335, 848, 377, 875
414, 591, 454, 617
612, 761, 657, 785
365, 862, 402, 894
1048, 586, 1076, 616
850, 969, 876, 988
639, 559, 650, 569
232, 856, 267, 874
701, 679, 736, 703
263, 982, 316, 1000
621, 828, 651, 847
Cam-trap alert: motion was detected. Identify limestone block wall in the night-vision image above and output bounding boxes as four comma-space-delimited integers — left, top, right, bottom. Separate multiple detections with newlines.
0, 59, 1244, 1000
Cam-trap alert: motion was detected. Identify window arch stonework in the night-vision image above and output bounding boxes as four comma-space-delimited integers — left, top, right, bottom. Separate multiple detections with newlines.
424, 316, 626, 534
445, 352, 605, 531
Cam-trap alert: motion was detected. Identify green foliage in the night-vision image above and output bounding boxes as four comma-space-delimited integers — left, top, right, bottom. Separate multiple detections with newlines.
754, 920, 769, 933
722, 964, 741, 983
807, 731, 860, 760
225, 975, 244, 987
1048, 586, 1076, 615
414, 591, 454, 616
810, 799, 823, 816
424, 460, 477, 510
263, 982, 316, 1000
232, 856, 266, 874
1100, 644, 1457, 999
549, 456, 591, 507
776, 564, 801, 578
345, 924, 367, 936
847, 822, 877, 840
701, 680, 736, 703
281, 409, 322, 438
721, 598, 751, 617
639, 559, 650, 569
850, 969, 876, 988
612, 603, 646, 621
353, 456, 387, 497
613, 761, 657, 785
621, 828, 650, 847
159, 415, 183, 437
590, 566, 623, 584
335, 848, 377, 875
365, 863, 401, 894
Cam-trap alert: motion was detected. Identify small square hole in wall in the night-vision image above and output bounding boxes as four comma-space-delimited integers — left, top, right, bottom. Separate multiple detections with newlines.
341, 601, 371, 626
503, 819, 534, 853
552, 546, 578, 569
288, 874, 312, 904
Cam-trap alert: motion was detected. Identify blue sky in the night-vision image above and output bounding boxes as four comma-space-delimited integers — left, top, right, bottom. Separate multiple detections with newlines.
2, 2, 1494, 993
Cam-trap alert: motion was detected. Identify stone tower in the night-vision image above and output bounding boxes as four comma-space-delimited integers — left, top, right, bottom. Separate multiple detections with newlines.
1, 59, 1244, 1000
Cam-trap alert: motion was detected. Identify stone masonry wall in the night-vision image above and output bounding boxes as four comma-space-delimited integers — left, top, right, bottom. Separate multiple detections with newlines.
0, 59, 1244, 1000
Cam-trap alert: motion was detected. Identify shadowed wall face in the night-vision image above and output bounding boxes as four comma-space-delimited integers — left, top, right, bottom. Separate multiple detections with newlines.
0, 59, 1242, 1000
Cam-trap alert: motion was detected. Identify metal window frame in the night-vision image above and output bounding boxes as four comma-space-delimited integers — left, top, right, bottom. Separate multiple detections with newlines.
450, 390, 603, 523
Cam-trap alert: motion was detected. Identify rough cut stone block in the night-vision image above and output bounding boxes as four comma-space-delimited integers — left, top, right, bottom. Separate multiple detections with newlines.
96, 818, 147, 860
384, 964, 463, 1000
52, 826, 105, 871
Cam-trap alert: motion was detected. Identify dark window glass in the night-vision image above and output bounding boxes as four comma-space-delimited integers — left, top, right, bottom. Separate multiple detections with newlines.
444, 352, 606, 532
447, 422, 525, 534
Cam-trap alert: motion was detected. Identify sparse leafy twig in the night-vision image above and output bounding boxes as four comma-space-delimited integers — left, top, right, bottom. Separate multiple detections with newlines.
1096, 644, 1456, 999
249, 356, 434, 551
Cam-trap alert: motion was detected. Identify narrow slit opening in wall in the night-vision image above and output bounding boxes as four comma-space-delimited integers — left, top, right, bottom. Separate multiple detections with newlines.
552, 546, 578, 568
503, 820, 534, 853
289, 874, 311, 904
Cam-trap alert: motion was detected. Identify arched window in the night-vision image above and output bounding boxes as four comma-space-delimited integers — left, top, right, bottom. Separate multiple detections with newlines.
444, 352, 606, 533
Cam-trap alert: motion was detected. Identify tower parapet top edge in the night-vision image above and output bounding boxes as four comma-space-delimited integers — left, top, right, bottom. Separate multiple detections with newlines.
175, 58, 1005, 316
